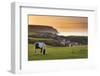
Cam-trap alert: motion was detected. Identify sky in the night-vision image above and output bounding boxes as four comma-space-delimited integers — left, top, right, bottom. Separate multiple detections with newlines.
28, 15, 88, 36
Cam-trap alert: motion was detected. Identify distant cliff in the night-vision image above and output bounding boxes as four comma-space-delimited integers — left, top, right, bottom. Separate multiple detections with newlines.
28, 25, 58, 34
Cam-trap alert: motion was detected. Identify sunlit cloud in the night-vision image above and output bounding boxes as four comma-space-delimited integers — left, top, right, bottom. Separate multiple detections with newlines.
28, 15, 88, 36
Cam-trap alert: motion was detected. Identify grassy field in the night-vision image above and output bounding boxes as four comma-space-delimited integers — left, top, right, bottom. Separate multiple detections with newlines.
28, 44, 88, 61
29, 37, 52, 41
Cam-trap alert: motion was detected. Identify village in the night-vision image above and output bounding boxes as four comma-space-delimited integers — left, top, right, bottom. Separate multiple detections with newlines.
28, 25, 87, 47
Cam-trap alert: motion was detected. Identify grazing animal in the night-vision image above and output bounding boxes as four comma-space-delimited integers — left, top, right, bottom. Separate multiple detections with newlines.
34, 42, 46, 55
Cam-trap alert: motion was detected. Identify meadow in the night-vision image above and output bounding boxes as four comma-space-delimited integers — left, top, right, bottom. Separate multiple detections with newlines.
28, 44, 88, 61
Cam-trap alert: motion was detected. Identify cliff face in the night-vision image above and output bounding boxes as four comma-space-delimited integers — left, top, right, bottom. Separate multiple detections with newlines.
28, 25, 58, 34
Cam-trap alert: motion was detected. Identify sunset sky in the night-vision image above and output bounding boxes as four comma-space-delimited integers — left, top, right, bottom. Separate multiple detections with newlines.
28, 15, 88, 36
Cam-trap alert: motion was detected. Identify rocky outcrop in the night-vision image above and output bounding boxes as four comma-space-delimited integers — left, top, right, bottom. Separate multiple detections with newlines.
28, 25, 58, 34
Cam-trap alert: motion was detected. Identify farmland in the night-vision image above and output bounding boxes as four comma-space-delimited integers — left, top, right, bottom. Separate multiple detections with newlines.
28, 25, 88, 61
28, 44, 88, 61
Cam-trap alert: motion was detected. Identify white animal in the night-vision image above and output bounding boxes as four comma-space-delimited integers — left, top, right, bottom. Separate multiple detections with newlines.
34, 42, 46, 55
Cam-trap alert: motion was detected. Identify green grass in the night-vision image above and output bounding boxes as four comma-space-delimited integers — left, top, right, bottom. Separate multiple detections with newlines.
28, 44, 88, 61
28, 32, 37, 35
29, 37, 52, 41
